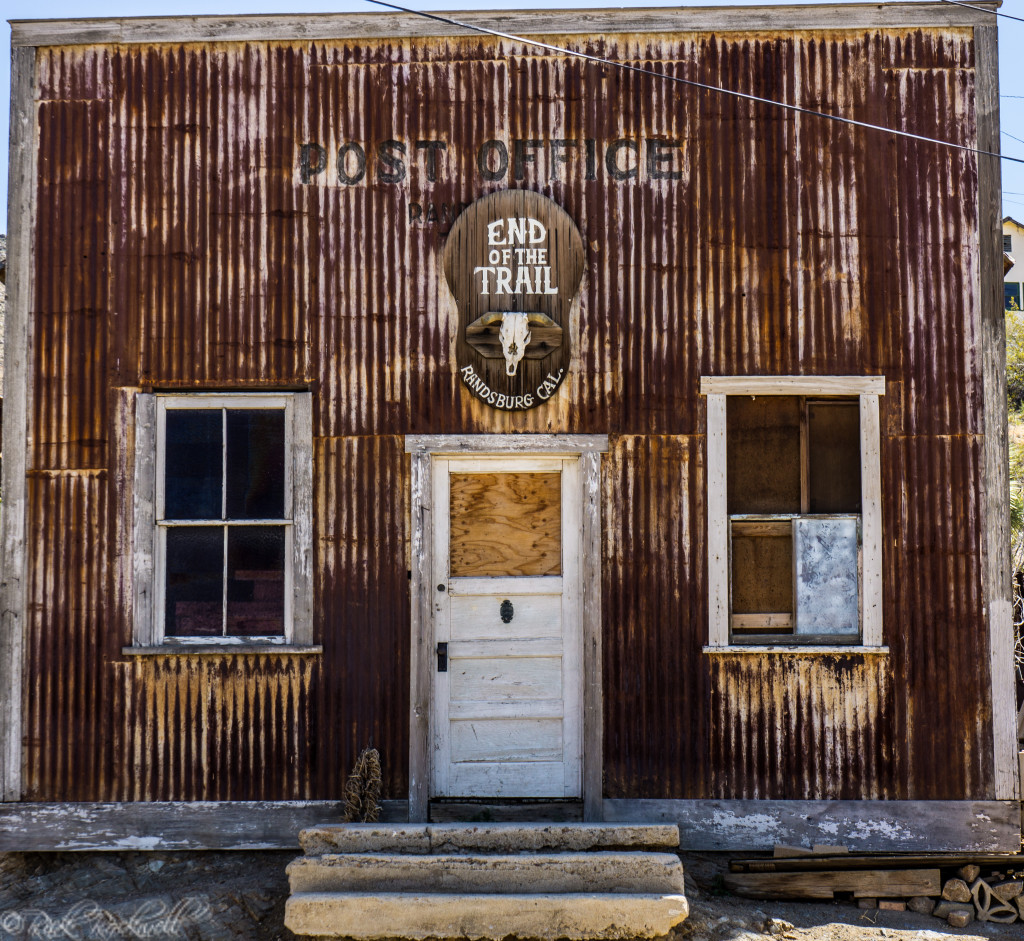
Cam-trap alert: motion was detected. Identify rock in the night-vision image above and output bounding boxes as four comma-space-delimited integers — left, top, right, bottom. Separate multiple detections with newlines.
1018, 896, 1024, 919
908, 896, 936, 915
942, 878, 971, 903
948, 910, 972, 928
878, 900, 906, 911
957, 865, 981, 883
934, 901, 973, 918
991, 880, 1024, 902
857, 898, 878, 909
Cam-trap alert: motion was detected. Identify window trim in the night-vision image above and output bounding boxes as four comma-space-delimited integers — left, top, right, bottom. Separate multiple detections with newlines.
131, 391, 315, 650
700, 375, 884, 650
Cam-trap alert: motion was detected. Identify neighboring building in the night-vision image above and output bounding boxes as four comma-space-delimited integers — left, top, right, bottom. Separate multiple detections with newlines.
1005, 217, 1024, 308
0, 2, 1018, 854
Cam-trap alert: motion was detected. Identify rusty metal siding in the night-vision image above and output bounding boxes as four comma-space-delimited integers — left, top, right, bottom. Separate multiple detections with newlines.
24, 26, 991, 803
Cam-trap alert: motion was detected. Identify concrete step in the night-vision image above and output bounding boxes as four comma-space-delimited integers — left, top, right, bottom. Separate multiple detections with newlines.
284, 891, 690, 940
299, 822, 680, 856
287, 851, 686, 894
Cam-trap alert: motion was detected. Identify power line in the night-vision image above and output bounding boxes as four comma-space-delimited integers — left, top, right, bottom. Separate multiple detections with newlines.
1005, 130, 1024, 147
938, 0, 1024, 24
363, 0, 1024, 165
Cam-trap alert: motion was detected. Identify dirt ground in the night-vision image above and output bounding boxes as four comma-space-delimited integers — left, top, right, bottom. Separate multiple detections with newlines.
1, 850, 1023, 940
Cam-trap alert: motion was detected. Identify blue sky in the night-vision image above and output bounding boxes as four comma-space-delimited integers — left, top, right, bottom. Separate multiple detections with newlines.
2, 0, 1022, 223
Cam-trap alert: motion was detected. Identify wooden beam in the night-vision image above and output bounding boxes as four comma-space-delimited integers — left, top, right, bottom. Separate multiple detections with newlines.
704, 645, 889, 655
977, 20, 1019, 804
6, 798, 1012, 852
0, 45, 37, 803
581, 450, 603, 822
132, 394, 157, 646
0, 801, 408, 851
408, 451, 432, 822
9, 4, 997, 48
406, 434, 608, 455
859, 393, 883, 647
603, 800, 1021, 852
706, 395, 729, 647
725, 868, 942, 900
291, 393, 315, 645
700, 376, 886, 396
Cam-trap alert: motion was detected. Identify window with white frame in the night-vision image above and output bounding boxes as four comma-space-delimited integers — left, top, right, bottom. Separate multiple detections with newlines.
702, 377, 884, 648
131, 392, 314, 648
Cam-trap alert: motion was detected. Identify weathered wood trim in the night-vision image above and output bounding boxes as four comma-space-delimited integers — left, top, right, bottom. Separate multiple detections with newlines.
0, 801, 408, 851
1, 45, 37, 803
704, 380, 885, 650
581, 451, 603, 821
977, 23, 1018, 802
406, 434, 609, 455
408, 437, 603, 815
4, 798, 1013, 852
291, 393, 315, 645
121, 645, 323, 656
9, 4, 995, 47
408, 451, 432, 822
133, 392, 313, 647
700, 376, 886, 396
705, 394, 729, 647
859, 393, 883, 647
132, 394, 157, 647
703, 645, 890, 655
603, 800, 1022, 852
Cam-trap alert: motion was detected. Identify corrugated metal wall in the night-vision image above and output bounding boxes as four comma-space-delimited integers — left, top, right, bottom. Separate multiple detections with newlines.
24, 26, 991, 802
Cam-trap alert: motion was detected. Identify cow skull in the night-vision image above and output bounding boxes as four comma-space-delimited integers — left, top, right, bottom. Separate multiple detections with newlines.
499, 312, 532, 376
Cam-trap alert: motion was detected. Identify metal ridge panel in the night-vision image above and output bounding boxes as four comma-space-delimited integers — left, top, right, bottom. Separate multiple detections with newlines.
10, 2, 997, 48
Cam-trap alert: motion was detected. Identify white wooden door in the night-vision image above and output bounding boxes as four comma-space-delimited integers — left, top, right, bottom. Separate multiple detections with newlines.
431, 455, 582, 798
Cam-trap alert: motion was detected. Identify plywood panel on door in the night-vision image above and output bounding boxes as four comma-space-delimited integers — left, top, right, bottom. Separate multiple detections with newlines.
449, 472, 562, 576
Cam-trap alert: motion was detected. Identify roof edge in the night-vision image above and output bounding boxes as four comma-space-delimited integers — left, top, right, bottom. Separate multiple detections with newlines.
9, 2, 1000, 48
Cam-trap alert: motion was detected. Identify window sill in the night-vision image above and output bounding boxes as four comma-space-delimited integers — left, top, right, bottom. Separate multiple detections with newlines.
122, 644, 323, 656
703, 645, 888, 655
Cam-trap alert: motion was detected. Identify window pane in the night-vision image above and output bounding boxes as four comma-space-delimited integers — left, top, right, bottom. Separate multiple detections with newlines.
226, 410, 285, 520
727, 396, 801, 514
227, 526, 286, 636
165, 527, 223, 636
1006, 283, 1021, 311
165, 410, 222, 520
808, 401, 861, 513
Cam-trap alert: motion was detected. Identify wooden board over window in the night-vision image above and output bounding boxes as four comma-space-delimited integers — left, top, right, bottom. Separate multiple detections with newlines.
449, 472, 562, 577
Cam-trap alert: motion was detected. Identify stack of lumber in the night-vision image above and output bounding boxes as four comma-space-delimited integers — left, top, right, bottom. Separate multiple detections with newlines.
725, 846, 1024, 928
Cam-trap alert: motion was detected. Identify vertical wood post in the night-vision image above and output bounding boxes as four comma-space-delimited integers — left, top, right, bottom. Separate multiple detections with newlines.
1, 45, 38, 802
860, 393, 883, 647
976, 22, 1019, 801
581, 450, 604, 821
408, 451, 432, 821
705, 394, 729, 647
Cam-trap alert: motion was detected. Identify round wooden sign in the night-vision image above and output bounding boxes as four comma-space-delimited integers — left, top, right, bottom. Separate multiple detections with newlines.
443, 190, 585, 411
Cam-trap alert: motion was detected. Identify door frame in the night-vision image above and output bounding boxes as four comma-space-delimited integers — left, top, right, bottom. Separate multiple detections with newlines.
405, 434, 609, 822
